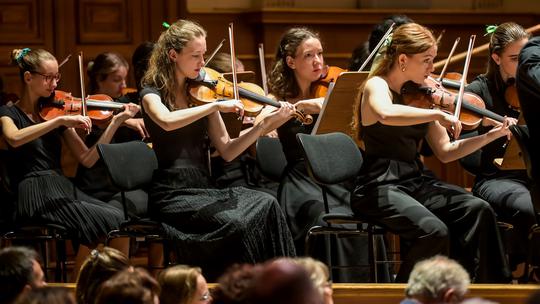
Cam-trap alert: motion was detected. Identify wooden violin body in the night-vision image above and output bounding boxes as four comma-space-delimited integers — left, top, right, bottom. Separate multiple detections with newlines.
39, 90, 126, 123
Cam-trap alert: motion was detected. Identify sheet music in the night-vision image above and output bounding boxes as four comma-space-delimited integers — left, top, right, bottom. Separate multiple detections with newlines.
311, 82, 335, 135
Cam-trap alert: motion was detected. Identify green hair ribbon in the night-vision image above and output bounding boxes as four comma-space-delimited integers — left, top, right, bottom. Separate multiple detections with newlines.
484, 25, 498, 36
16, 48, 31, 63
162, 22, 170, 29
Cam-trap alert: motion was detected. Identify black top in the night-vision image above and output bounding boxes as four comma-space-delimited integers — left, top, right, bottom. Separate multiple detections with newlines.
362, 90, 428, 163
140, 87, 209, 172
0, 105, 65, 186
466, 74, 520, 176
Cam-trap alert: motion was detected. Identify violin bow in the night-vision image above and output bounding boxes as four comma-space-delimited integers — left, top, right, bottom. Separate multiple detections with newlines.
357, 22, 395, 72
78, 52, 90, 134
454, 35, 476, 121
228, 23, 241, 118
258, 43, 269, 96
204, 38, 226, 67
436, 37, 460, 83
58, 54, 72, 68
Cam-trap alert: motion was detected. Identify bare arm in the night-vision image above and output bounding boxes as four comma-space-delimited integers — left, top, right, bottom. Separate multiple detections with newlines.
142, 93, 221, 132
425, 117, 514, 163
0, 115, 91, 148
63, 104, 139, 168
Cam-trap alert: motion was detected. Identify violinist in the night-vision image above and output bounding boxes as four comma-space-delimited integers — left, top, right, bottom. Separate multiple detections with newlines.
351, 23, 514, 283
205, 52, 278, 195
139, 19, 295, 280
76, 51, 149, 217
464, 22, 534, 278
0, 48, 139, 277
263, 27, 370, 282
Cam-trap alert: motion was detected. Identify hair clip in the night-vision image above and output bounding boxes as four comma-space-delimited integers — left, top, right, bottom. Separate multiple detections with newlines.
484, 25, 498, 36
16, 48, 31, 64
90, 249, 99, 260
384, 33, 393, 47
162, 22, 170, 29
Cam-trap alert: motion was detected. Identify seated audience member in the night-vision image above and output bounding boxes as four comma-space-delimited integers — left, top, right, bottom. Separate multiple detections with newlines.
158, 265, 210, 304
401, 255, 470, 304
0, 247, 46, 304
292, 257, 333, 304
517, 36, 540, 211
96, 268, 160, 304
75, 246, 131, 304
15, 287, 76, 304
212, 260, 321, 304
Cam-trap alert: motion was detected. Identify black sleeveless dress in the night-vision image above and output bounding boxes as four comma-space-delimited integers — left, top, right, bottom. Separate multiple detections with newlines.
277, 117, 379, 282
140, 87, 295, 280
0, 105, 124, 246
351, 89, 511, 283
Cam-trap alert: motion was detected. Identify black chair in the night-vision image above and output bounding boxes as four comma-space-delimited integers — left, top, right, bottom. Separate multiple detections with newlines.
255, 136, 287, 182
0, 149, 69, 282
296, 132, 396, 282
97, 141, 171, 269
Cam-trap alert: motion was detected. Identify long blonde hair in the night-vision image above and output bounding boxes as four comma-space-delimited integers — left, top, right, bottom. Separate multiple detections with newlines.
142, 19, 206, 110
352, 23, 437, 139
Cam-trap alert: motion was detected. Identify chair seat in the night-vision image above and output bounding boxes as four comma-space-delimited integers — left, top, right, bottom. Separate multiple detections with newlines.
118, 218, 164, 235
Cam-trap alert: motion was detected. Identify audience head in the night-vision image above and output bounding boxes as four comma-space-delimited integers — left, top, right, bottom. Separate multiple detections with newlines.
268, 27, 321, 100
75, 246, 131, 304
0, 246, 45, 304
485, 22, 529, 82
212, 263, 260, 304
159, 265, 209, 304
291, 257, 333, 304
96, 268, 160, 304
404, 255, 470, 304
143, 19, 206, 110
15, 287, 75, 304
87, 52, 129, 98
132, 41, 156, 91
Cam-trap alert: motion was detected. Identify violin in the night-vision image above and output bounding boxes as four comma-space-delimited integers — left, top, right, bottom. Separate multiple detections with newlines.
188, 67, 313, 125
311, 65, 346, 98
39, 90, 127, 124
402, 77, 505, 130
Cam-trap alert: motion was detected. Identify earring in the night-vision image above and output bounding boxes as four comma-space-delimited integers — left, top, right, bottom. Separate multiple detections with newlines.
401, 64, 406, 72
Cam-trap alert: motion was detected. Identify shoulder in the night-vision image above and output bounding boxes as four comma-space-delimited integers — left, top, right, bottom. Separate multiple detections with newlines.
364, 76, 389, 93
0, 105, 18, 120
466, 75, 488, 95
140, 87, 161, 99
519, 36, 540, 67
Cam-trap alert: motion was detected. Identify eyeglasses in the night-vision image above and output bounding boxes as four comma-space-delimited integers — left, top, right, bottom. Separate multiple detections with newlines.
31, 71, 61, 83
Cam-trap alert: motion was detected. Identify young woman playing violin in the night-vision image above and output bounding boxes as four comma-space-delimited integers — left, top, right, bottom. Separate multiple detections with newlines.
139, 19, 296, 279
263, 27, 370, 282
351, 23, 514, 283
464, 22, 534, 278
0, 48, 139, 277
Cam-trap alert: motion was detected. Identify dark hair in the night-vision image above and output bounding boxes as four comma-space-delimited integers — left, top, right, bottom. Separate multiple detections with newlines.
205, 52, 243, 73
268, 27, 320, 100
212, 264, 261, 304
87, 52, 129, 94
9, 48, 56, 82
486, 22, 530, 82
15, 287, 76, 304
75, 247, 130, 304
0, 247, 40, 304
132, 42, 156, 90
96, 268, 160, 304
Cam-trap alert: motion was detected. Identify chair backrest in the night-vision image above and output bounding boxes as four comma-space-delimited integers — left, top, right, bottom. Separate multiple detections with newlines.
510, 125, 533, 179
255, 137, 287, 182
97, 141, 158, 191
296, 132, 363, 185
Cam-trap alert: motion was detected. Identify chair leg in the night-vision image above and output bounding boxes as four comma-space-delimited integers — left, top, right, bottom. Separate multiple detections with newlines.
368, 225, 376, 283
